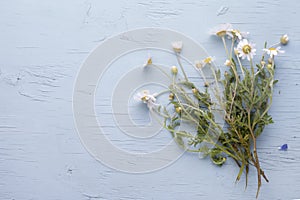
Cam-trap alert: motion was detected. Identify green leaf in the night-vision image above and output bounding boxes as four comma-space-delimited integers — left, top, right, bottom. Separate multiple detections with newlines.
210, 148, 227, 166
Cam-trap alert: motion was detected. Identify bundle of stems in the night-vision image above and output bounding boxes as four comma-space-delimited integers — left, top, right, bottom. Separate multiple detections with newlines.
136, 27, 287, 198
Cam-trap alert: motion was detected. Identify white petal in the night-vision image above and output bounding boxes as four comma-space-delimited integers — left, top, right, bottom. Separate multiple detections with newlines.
134, 94, 142, 102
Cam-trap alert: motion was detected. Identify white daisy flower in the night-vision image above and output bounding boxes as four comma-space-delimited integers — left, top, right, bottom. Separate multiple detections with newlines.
203, 56, 215, 65
172, 41, 183, 53
195, 56, 215, 69
211, 23, 233, 37
263, 46, 285, 58
230, 29, 249, 40
236, 39, 256, 60
134, 90, 157, 109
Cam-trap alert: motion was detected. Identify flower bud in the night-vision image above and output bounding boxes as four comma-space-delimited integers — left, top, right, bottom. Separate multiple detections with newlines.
224, 59, 231, 67
204, 82, 209, 87
195, 60, 203, 69
172, 41, 183, 53
169, 93, 174, 101
260, 61, 266, 66
268, 58, 273, 64
234, 49, 239, 55
171, 66, 178, 75
267, 64, 273, 70
192, 88, 198, 94
280, 34, 289, 45
175, 107, 182, 113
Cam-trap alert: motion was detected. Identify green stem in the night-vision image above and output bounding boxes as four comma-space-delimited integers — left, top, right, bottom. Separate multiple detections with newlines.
247, 110, 262, 198
222, 36, 230, 58
151, 64, 172, 80
176, 53, 189, 82
236, 54, 245, 77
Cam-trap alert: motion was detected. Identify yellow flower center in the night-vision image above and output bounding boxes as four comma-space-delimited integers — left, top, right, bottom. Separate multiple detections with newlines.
242, 45, 252, 54
146, 57, 152, 65
232, 30, 240, 35
269, 47, 276, 51
141, 96, 147, 101
216, 30, 226, 37
204, 57, 212, 64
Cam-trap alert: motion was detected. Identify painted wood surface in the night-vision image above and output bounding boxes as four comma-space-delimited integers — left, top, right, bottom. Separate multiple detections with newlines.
1, 0, 300, 199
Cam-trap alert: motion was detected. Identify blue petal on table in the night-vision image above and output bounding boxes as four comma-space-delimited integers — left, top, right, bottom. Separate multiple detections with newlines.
278, 144, 288, 151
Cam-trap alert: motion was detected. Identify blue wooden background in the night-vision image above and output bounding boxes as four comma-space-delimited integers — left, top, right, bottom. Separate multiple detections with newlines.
1, 0, 300, 199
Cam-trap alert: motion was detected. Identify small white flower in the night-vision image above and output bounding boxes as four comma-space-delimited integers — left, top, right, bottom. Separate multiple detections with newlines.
134, 90, 156, 103
203, 56, 215, 64
194, 60, 203, 69
195, 56, 215, 69
263, 46, 285, 58
172, 41, 183, 53
211, 23, 233, 37
230, 29, 249, 40
236, 39, 256, 60
143, 54, 152, 67
134, 90, 157, 109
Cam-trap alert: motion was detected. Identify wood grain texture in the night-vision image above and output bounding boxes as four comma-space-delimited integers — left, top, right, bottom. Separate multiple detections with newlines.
1, 0, 300, 199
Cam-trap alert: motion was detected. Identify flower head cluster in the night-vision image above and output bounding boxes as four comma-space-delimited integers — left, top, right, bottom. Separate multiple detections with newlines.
133, 25, 289, 199
213, 24, 287, 62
